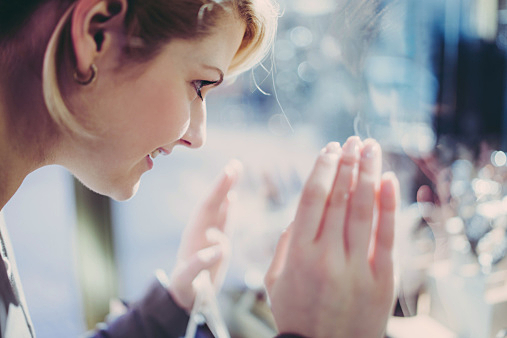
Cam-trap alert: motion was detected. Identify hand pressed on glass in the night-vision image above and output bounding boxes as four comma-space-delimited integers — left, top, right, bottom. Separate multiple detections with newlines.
168, 160, 242, 312
265, 137, 399, 337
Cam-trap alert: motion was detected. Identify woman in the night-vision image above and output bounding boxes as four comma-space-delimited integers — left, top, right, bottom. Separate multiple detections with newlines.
0, 0, 400, 337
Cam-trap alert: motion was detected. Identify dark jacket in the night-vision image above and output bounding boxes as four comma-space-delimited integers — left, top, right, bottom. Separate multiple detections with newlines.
0, 213, 189, 338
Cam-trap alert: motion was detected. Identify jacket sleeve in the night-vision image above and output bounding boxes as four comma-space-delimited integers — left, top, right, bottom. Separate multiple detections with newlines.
89, 276, 190, 338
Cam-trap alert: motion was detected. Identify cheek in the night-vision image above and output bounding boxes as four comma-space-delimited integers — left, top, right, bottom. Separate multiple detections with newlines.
128, 81, 191, 141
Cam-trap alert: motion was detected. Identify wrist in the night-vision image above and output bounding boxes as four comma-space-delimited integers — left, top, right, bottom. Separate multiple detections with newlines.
156, 269, 193, 313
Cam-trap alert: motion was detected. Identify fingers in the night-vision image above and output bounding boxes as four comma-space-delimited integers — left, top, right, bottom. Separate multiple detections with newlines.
169, 244, 224, 310
203, 159, 243, 213
196, 159, 242, 233
205, 228, 231, 288
265, 223, 293, 290
290, 137, 391, 275
417, 184, 433, 204
347, 139, 382, 267
177, 245, 223, 284
291, 142, 341, 245
319, 137, 361, 257
214, 197, 230, 232
371, 172, 399, 281
264, 138, 399, 337
417, 185, 435, 223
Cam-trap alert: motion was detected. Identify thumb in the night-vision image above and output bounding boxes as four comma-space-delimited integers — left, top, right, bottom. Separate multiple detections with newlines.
169, 245, 223, 311
416, 185, 436, 223
265, 223, 293, 291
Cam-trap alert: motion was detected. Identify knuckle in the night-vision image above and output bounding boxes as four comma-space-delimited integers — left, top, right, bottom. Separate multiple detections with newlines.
351, 276, 374, 298
311, 252, 342, 282
350, 193, 374, 217
329, 187, 349, 206
350, 203, 373, 221
290, 242, 308, 263
356, 174, 376, 191
201, 202, 215, 214
315, 152, 337, 167
340, 153, 357, 167
356, 204, 374, 220
358, 171, 377, 186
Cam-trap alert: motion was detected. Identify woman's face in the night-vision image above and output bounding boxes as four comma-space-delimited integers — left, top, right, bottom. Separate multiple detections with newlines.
61, 14, 246, 200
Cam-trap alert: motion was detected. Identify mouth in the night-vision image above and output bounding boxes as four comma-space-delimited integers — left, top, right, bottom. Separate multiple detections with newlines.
150, 147, 170, 160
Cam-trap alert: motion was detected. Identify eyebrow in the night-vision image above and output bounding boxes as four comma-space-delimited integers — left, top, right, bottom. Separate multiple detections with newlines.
202, 64, 224, 86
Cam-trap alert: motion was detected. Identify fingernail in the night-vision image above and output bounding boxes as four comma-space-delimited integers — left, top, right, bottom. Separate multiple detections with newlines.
197, 245, 222, 263
362, 141, 379, 160
343, 137, 360, 158
224, 159, 243, 178
326, 141, 341, 153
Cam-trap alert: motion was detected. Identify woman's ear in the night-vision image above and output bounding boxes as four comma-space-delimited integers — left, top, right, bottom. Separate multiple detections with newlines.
71, 0, 128, 80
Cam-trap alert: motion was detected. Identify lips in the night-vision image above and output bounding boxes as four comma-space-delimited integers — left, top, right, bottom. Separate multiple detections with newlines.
150, 147, 170, 159
145, 155, 154, 170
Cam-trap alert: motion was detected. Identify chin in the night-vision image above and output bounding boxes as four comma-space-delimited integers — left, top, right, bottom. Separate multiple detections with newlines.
74, 174, 141, 201
107, 180, 141, 201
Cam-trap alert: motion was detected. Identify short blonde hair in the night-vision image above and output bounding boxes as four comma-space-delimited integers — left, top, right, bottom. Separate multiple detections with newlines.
42, 0, 279, 136
226, 0, 278, 77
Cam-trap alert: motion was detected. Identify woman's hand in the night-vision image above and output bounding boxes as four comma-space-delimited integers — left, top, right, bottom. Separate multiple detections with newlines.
264, 137, 399, 337
413, 152, 454, 260
168, 159, 242, 312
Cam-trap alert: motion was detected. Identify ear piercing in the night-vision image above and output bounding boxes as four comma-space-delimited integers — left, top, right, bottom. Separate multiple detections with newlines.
74, 64, 97, 85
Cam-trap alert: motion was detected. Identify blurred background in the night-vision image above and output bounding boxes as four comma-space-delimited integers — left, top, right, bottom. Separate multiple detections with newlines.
4, 0, 507, 336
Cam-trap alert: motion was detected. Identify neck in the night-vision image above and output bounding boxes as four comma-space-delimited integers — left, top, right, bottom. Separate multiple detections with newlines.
0, 101, 30, 211
0, 3, 68, 211
0, 64, 60, 211
0, 156, 28, 212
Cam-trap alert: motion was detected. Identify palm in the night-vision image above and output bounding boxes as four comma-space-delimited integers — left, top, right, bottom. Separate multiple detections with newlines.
168, 160, 242, 311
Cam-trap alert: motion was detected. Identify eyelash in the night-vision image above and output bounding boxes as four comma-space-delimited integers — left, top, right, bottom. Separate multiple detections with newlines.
192, 80, 218, 101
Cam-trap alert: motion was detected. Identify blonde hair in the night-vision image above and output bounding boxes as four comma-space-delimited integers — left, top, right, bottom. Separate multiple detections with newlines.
41, 0, 279, 137
226, 0, 278, 77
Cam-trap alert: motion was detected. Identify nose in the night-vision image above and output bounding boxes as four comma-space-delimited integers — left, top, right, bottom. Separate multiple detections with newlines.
180, 100, 207, 149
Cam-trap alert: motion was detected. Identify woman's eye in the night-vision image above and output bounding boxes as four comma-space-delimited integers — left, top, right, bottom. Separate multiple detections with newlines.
192, 80, 218, 101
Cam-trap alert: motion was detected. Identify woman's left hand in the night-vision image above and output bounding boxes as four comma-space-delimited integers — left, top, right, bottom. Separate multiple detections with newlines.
167, 160, 242, 312
264, 138, 398, 337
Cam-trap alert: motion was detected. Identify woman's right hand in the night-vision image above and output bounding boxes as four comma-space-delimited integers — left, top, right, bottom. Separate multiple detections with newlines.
264, 137, 399, 337
167, 160, 242, 312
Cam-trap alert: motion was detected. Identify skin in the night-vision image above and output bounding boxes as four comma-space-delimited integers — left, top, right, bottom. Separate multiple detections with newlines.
0, 0, 245, 204
169, 159, 243, 310
58, 0, 246, 201
0, 0, 245, 313
265, 137, 399, 337
0, 0, 400, 336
